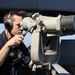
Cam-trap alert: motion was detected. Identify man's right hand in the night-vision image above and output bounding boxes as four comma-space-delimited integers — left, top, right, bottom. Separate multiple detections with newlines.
6, 34, 24, 47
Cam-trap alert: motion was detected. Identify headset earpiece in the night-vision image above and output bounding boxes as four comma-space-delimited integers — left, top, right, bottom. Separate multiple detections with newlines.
4, 11, 13, 32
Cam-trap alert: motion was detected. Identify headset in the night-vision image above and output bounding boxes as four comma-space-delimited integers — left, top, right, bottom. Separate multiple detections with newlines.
4, 11, 14, 32
4, 11, 32, 32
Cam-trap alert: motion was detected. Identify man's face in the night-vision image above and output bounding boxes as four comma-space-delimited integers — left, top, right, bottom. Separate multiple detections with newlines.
11, 15, 22, 35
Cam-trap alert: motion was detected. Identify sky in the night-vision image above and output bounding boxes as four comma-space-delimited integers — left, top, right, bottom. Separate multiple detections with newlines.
0, 23, 75, 47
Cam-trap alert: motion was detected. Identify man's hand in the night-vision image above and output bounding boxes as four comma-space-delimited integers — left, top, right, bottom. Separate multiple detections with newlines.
7, 34, 24, 47
28, 60, 33, 68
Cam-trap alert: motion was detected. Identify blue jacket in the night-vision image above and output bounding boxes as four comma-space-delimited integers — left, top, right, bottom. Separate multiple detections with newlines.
0, 31, 30, 75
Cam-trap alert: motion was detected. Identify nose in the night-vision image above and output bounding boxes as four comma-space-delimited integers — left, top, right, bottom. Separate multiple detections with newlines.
20, 28, 23, 31
20, 25, 23, 31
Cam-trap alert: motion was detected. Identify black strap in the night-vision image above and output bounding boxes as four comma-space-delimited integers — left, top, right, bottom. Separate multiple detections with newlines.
1, 31, 8, 45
